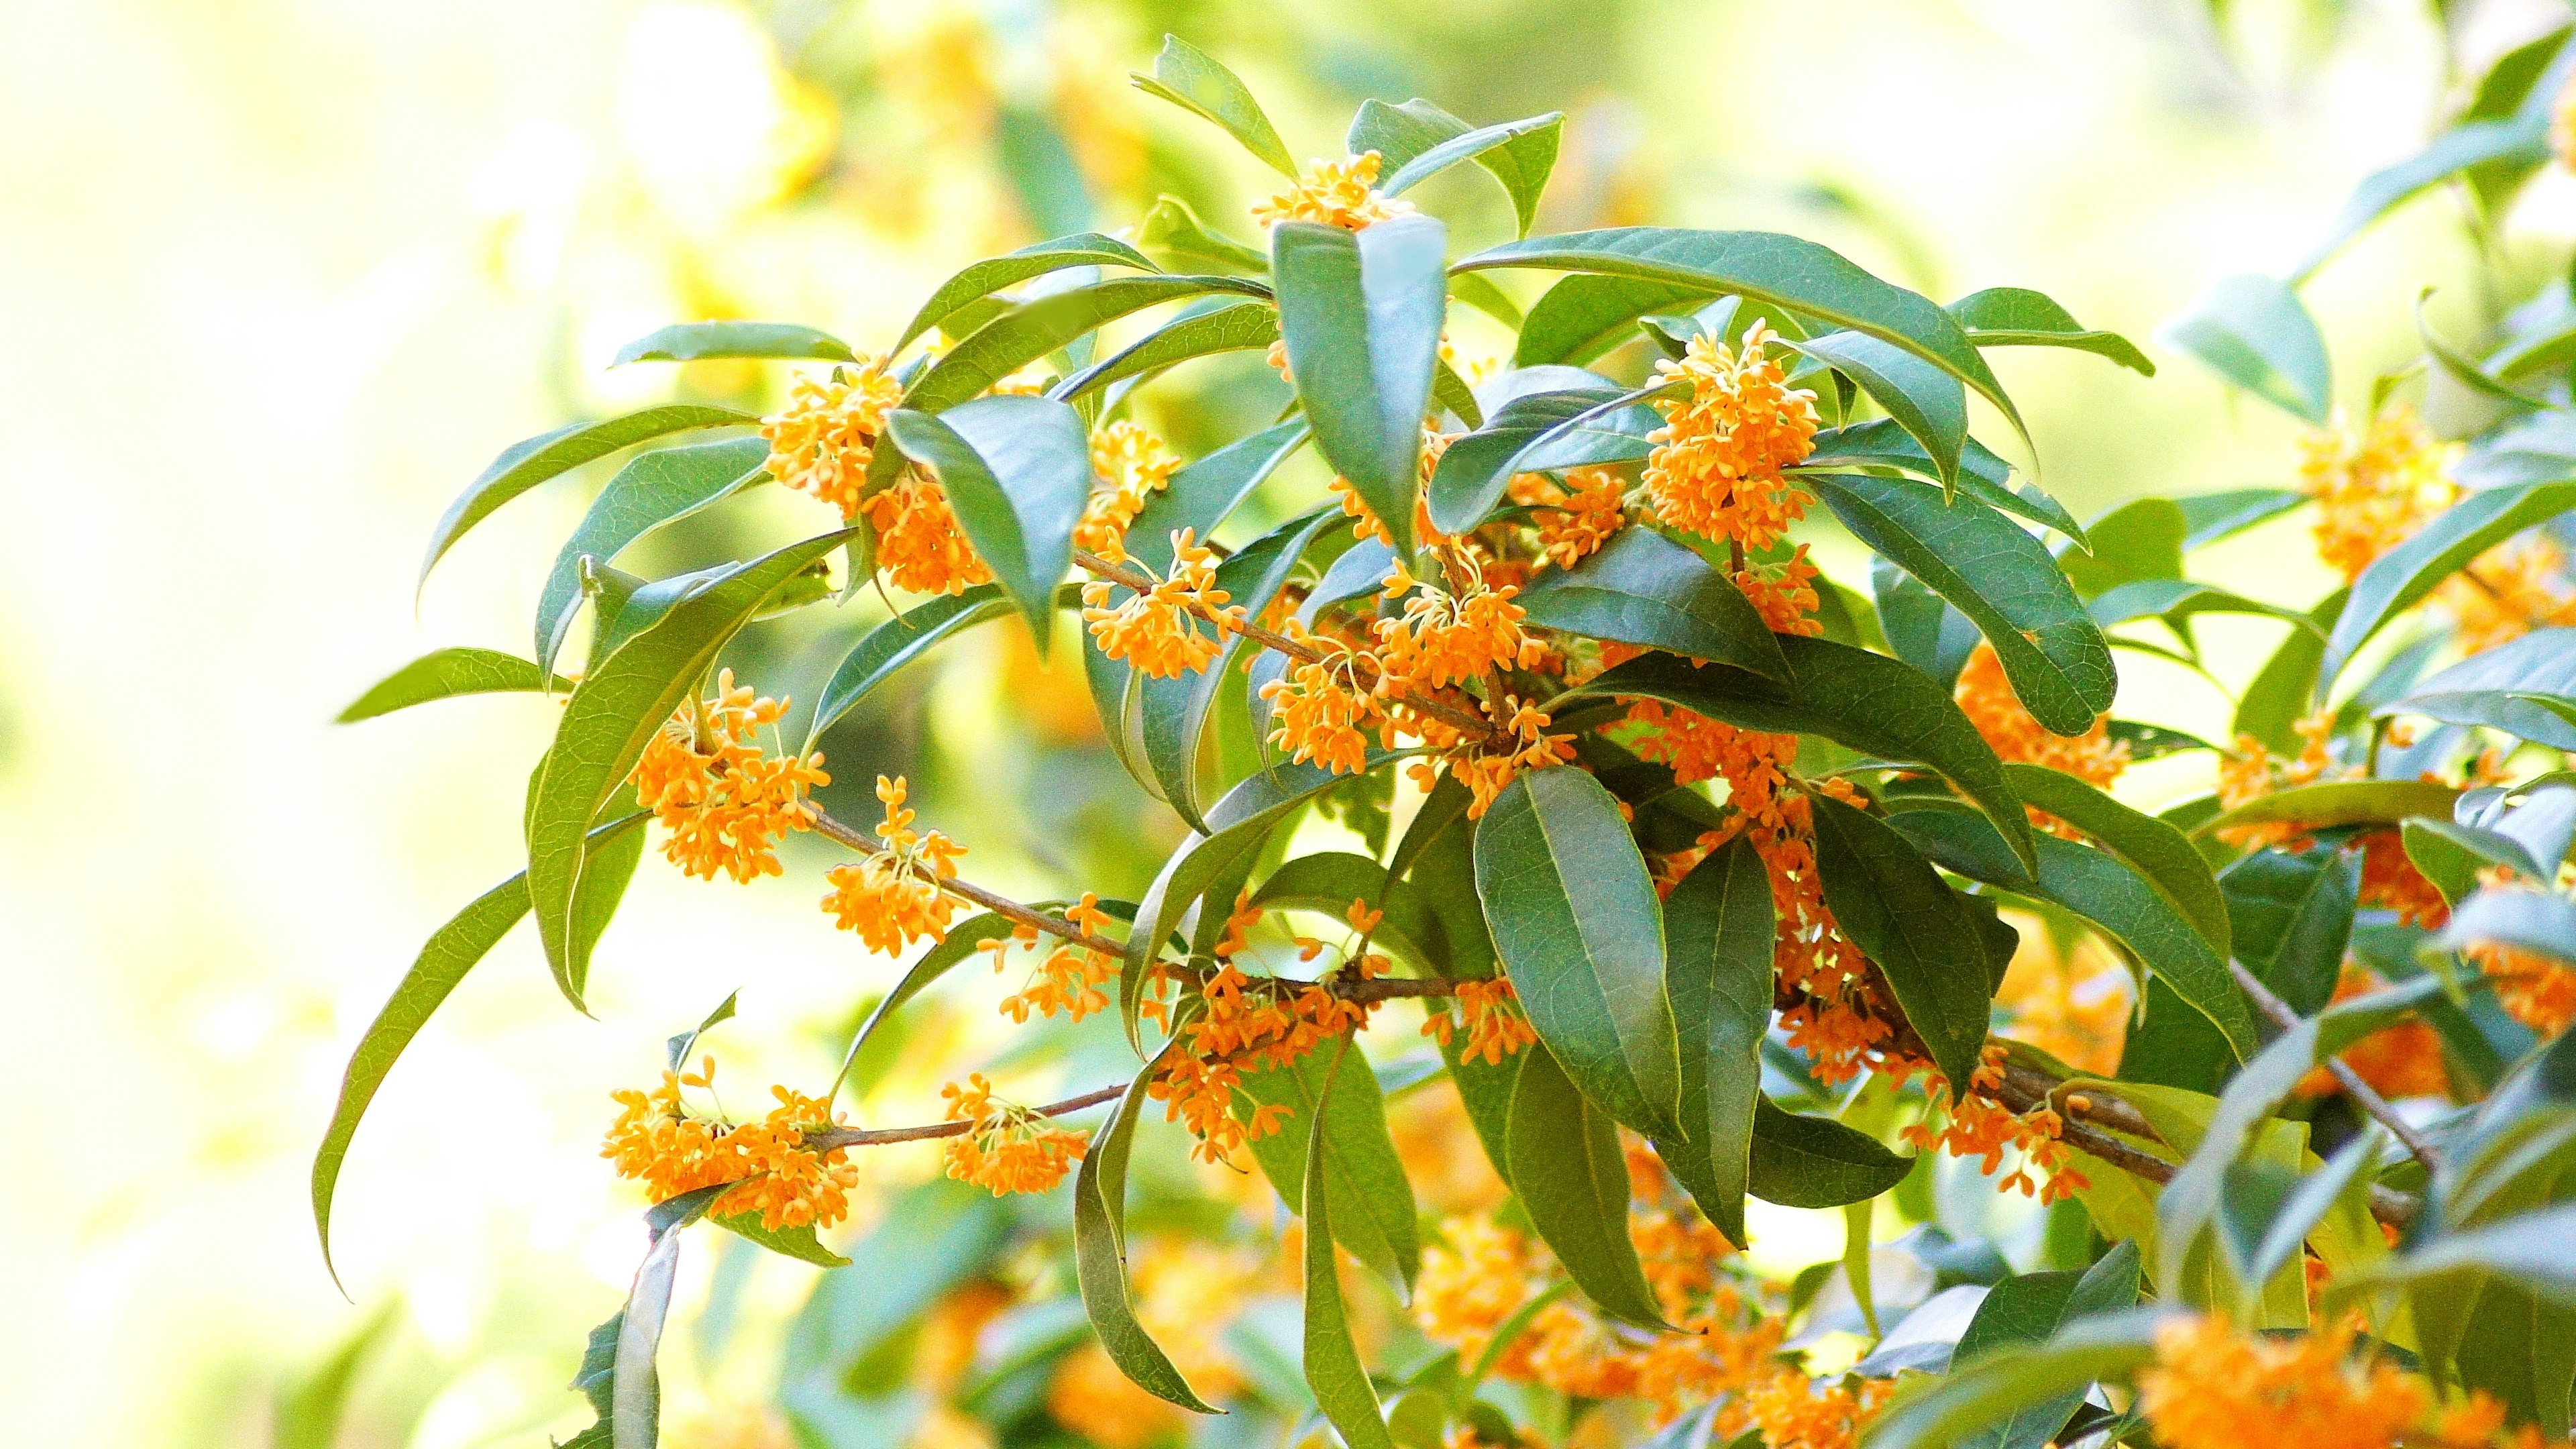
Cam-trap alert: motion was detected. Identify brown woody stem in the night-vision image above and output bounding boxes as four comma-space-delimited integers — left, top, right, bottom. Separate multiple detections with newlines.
802, 1082, 1128, 1151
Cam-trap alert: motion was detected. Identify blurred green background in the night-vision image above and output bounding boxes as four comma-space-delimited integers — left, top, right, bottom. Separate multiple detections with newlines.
1, 0, 2564, 1444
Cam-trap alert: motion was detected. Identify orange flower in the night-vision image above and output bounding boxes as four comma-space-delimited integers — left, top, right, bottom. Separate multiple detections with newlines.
601, 1062, 859, 1232
1145, 961, 1377, 1163
2359, 828, 2449, 929
1900, 1044, 2089, 1203
633, 669, 827, 883
762, 358, 905, 520
993, 894, 1119, 1023
1081, 529, 1245, 676
1642, 325, 1820, 550
1422, 976, 1540, 1065
1954, 641, 2129, 786
2463, 877, 2576, 1034
820, 775, 967, 953
2300, 407, 2457, 586
862, 467, 995, 596
940, 1074, 1089, 1195
1513, 466, 1629, 569
1075, 421, 1181, 560
1993, 922, 2131, 1077
1250, 152, 1413, 231
2137, 1313, 2426, 1449
1416, 696, 1576, 818
1375, 569, 1545, 696
1328, 427, 1454, 547
1741, 1370, 1896, 1449
2438, 535, 2576, 655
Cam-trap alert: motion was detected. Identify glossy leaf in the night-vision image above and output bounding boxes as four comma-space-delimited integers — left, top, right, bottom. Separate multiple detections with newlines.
1793, 330, 1968, 488
1240, 1036, 1420, 1295
1650, 837, 1774, 1242
2379, 625, 2576, 750
885, 396, 1091, 649
1300, 1047, 1399, 1449
903, 275, 1269, 417
1129, 419, 1312, 575
2325, 481, 2576, 686
1801, 417, 2082, 545
1812, 472, 2115, 735
1073, 1049, 1222, 1412
1426, 383, 1658, 534
1747, 1097, 1913, 1208
2005, 763, 2229, 955
805, 587, 1012, 750
611, 321, 855, 366
536, 437, 771, 669
1273, 215, 1448, 555
1949, 287, 2154, 375
2200, 780, 2463, 838
1513, 273, 1715, 367
1864, 1309, 2166, 1449
1381, 113, 1562, 237
1807, 794, 1990, 1090
2157, 274, 2330, 424
898, 233, 1159, 351
419, 403, 753, 593
1132, 34, 1297, 176
1473, 767, 1684, 1139
1053, 299, 1277, 401
1506, 1041, 1668, 1326
1515, 525, 1790, 681
338, 647, 569, 722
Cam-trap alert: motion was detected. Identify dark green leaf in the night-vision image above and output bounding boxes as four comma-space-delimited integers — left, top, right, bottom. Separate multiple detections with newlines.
898, 233, 1159, 351
711, 1212, 851, 1268
1947, 1242, 2144, 1449
1806, 794, 1990, 1089
1127, 419, 1311, 575
1381, 113, 1562, 238
1053, 300, 1277, 402
1863, 1309, 2166, 1449
1792, 331, 1968, 488
1300, 1045, 1399, 1449
1513, 274, 1714, 368
1274, 215, 1448, 555
804, 587, 1012, 750
1132, 34, 1297, 176
885, 396, 1090, 649
1801, 417, 2082, 545
2326, 481, 2576, 686
664, 989, 739, 1072
1506, 1041, 1667, 1325
1073, 1050, 1223, 1412
611, 321, 855, 366
2380, 625, 2576, 750
1872, 557, 1980, 688
1650, 837, 1774, 1242
536, 437, 771, 669
1747, 1097, 1912, 1208
1949, 287, 2154, 376
2005, 763, 2229, 955
1239, 999, 1420, 1295
1515, 525, 1790, 682
2223, 846, 2361, 1015
421, 404, 753, 593
338, 646, 569, 723
902, 276, 1269, 418
1472, 767, 1683, 1139
2157, 274, 2330, 423
1426, 384, 1658, 535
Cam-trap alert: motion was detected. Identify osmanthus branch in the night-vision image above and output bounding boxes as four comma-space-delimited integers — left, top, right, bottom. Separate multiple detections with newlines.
2228, 958, 2447, 1176
802, 1082, 1128, 1151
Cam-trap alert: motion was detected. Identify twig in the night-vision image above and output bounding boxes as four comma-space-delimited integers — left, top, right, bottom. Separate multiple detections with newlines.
803, 1082, 1128, 1151
2229, 959, 2446, 1175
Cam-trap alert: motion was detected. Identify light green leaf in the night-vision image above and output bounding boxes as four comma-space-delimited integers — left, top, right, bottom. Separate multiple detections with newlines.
804, 586, 1012, 751
610, 321, 855, 366
1073, 1049, 1223, 1412
273, 1303, 397, 1449
1273, 215, 1448, 555
2199, 780, 2465, 838
829, 913, 1028, 1097
1301, 1045, 1399, 1449
1513, 273, 1715, 368
2057, 498, 2184, 600
2379, 625, 2576, 750
2293, 118, 2552, 282
1132, 35, 1297, 176
1807, 794, 1991, 1090
2157, 274, 2331, 424
1506, 1041, 1668, 1326
338, 646, 570, 723
1137, 195, 1268, 273
884, 395, 1091, 649
2236, 588, 2345, 754
2178, 487, 2306, 550
1949, 287, 2154, 376
1649, 837, 1774, 1242
2088, 579, 2318, 637
1127, 419, 1311, 574
536, 437, 771, 670
711, 1212, 852, 1269
898, 233, 1159, 351
1515, 525, 1790, 682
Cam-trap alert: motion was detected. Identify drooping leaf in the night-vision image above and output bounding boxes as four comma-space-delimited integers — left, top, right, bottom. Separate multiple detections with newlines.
1949, 287, 2154, 376
535, 437, 771, 670
1506, 1040, 1668, 1326
1131, 34, 1298, 176
419, 404, 753, 593
1811, 473, 2116, 734
1273, 215, 1448, 555
2157, 274, 2331, 423
610, 321, 856, 366
1299, 1046, 1399, 1449
1073, 1049, 1223, 1412
1650, 837, 1774, 1242
2200, 780, 2464, 839
2004, 763, 2229, 955
2292, 119, 2553, 282
898, 233, 1159, 351
615, 1183, 732, 1448
1792, 330, 1968, 488
1234, 986, 1424, 1294
1052, 300, 1278, 401
2324, 481, 2576, 687
1379, 112, 1563, 238
1746, 1096, 1912, 1209
1515, 525, 1790, 682
1473, 767, 1684, 1140
804, 586, 1013, 750
2379, 625, 2576, 750
885, 395, 1091, 649
710, 1211, 853, 1269
337, 647, 570, 722
1806, 794, 1991, 1090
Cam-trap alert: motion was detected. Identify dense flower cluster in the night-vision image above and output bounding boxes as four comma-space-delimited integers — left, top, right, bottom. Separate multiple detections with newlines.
1250, 151, 1413, 231
1953, 641, 2129, 796
821, 775, 967, 953
1075, 419, 1181, 559
987, 894, 1120, 1023
2139, 1313, 2538, 1449
1260, 624, 1381, 774
1642, 325, 1820, 549
939, 1074, 1089, 1195
1420, 694, 1577, 818
761, 358, 906, 519
1421, 976, 1540, 1064
1513, 466, 1628, 569
601, 1061, 857, 1232
865, 467, 995, 596
1081, 529, 1245, 676
1900, 1044, 2087, 1203
633, 670, 827, 882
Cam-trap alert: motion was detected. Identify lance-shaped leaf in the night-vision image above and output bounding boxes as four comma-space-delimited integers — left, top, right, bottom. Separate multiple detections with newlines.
2338, 1202, 2576, 1302
1052, 300, 1277, 402
338, 647, 570, 723
610, 321, 855, 366
2438, 885, 2576, 966
1515, 525, 1790, 682
1649, 837, 1774, 1242
2200, 780, 2464, 839
1558, 639, 2037, 869
1949, 287, 2154, 376
1800, 417, 2082, 545
612, 1184, 727, 1449
804, 587, 1013, 751
2088, 580, 2318, 636
885, 396, 1090, 648
2237, 589, 2345, 753
1792, 330, 1968, 488
1126, 419, 1311, 575
1864, 1309, 2169, 1449
1514, 274, 1716, 367
535, 437, 771, 670
830, 912, 1030, 1098
274, 1305, 398, 1449
2294, 118, 2553, 282
2325, 481, 2576, 688
2222, 845, 2361, 1016
1748, 1096, 1911, 1208
1811, 473, 2115, 735
1075, 1049, 1222, 1411
1455, 228, 2026, 451
419, 404, 753, 594
898, 233, 1159, 351
1273, 215, 1448, 555
1806, 794, 1990, 1090
1473, 767, 1684, 1140
1240, 1034, 1423, 1295
1131, 34, 1296, 176
2004, 763, 2229, 955
312, 813, 647, 1285
1426, 382, 1659, 533
526, 531, 856, 1002
1507, 1040, 1668, 1326
1350, 98, 1564, 239
1300, 1046, 1399, 1449
901, 275, 1270, 419
2178, 487, 2307, 550
2157, 274, 2330, 424
2379, 625, 2576, 750
1138, 194, 1268, 272
1945, 1242, 2145, 1449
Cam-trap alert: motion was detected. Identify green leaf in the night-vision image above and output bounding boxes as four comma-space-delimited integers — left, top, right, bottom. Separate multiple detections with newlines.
338, 646, 570, 723
804, 587, 1012, 750
1505, 1041, 1668, 1326
1948, 287, 2154, 376
2004, 763, 2229, 955
537, 437, 771, 670
711, 1212, 852, 1268
1457, 229, 2026, 453
2404, 818, 2539, 904
610, 321, 856, 366
1862, 1309, 2166, 1449
2178, 487, 2307, 551
2380, 625, 2576, 750
1558, 638, 2037, 870
616, 1183, 730, 1449
2200, 780, 2465, 838
313, 813, 647, 1287
2157, 274, 2331, 424
2236, 589, 2345, 754
1801, 418, 2082, 546
1240, 1040, 1421, 1298
1515, 525, 1790, 682
1792, 331, 1968, 488
420, 404, 753, 594
2345, 1203, 2576, 1302
1132, 34, 1297, 176
2293, 118, 2552, 282
526, 531, 855, 1003
2088, 579, 2318, 636
2057, 498, 2184, 600
884, 396, 1091, 649
903, 276, 1270, 417
1806, 794, 1990, 1090
1450, 272, 1523, 329
1128, 419, 1312, 575
1300, 1046, 1399, 1449
2438, 886, 2576, 967
1746, 1096, 1911, 1208
1426, 383, 1658, 535
2327, 481, 2576, 685
664, 989, 739, 1073
1472, 767, 1684, 1140
1381, 113, 1563, 238
1073, 1049, 1223, 1412
1053, 300, 1277, 402
2228, 1130, 2384, 1294
898, 233, 1159, 351
1273, 215, 1448, 555
274, 1302, 397, 1449
1513, 274, 1715, 368
1650, 837, 1774, 1242
2222, 846, 2361, 1015
1811, 473, 2115, 735
1138, 195, 1269, 273
1947, 1242, 2145, 1449
829, 913, 1026, 1097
